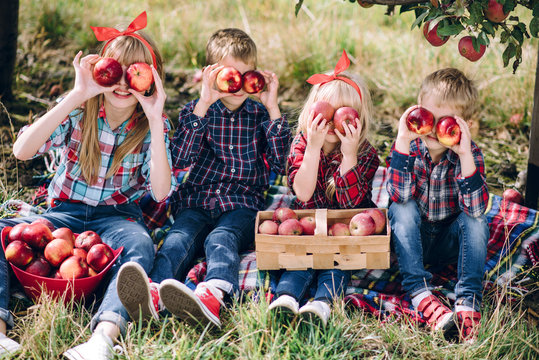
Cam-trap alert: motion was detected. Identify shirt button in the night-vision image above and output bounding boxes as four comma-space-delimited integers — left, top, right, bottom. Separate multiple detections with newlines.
277, 124, 281, 129
231, 168, 236, 173
231, 118, 235, 122
229, 145, 234, 150
193, 122, 198, 127
216, 189, 220, 194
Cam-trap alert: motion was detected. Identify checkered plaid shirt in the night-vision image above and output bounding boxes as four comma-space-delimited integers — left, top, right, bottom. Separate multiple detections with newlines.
386, 138, 489, 221
24, 105, 175, 206
170, 98, 291, 212
287, 131, 380, 209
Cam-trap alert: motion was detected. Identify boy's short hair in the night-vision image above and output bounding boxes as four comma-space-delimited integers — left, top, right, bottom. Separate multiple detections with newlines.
418, 68, 478, 120
206, 28, 257, 67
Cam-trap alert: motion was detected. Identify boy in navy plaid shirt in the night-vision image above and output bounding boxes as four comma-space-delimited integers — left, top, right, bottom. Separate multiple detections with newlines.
386, 68, 489, 343
118, 28, 291, 328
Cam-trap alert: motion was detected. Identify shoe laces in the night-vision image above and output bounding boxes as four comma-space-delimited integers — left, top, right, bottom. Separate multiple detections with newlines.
149, 280, 164, 313
196, 282, 225, 307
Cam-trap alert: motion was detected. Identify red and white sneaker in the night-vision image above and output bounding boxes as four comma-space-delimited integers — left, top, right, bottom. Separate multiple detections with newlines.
159, 280, 224, 327
416, 295, 455, 332
454, 310, 481, 344
117, 261, 162, 322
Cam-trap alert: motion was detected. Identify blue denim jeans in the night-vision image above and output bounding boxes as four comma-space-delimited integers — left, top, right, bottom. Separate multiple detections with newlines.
274, 269, 350, 304
150, 207, 256, 294
0, 201, 154, 334
388, 200, 489, 311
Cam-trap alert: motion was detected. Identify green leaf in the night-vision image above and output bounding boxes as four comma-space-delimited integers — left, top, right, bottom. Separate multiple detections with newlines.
533, 3, 539, 17
512, 27, 524, 44
411, 11, 429, 30
478, 31, 490, 46
469, 2, 483, 24
437, 23, 464, 36
294, 0, 304, 17
400, 4, 416, 14
503, 0, 516, 14
471, 36, 481, 53
482, 21, 495, 35
531, 17, 539, 37
500, 30, 510, 43
502, 43, 516, 67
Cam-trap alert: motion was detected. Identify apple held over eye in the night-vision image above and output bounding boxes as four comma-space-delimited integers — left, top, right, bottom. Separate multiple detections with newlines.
485, 0, 510, 23
328, 223, 351, 236
502, 188, 524, 205
44, 238, 74, 267
349, 213, 376, 236
31, 218, 55, 232
86, 243, 114, 273
5, 240, 34, 267
458, 36, 486, 62
59, 255, 89, 280
75, 231, 102, 252
242, 70, 266, 94
299, 216, 316, 235
406, 107, 434, 135
258, 220, 279, 235
93, 57, 123, 87
436, 116, 461, 147
8, 223, 29, 242
22, 223, 53, 250
25, 256, 51, 277
363, 209, 386, 234
333, 107, 359, 134
423, 20, 449, 47
272, 207, 298, 223
310, 100, 335, 123
278, 219, 303, 236
52, 227, 76, 246
216, 66, 243, 93
126, 62, 154, 92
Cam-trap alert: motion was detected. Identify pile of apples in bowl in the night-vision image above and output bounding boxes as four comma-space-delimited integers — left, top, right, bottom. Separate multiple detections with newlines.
1, 218, 123, 303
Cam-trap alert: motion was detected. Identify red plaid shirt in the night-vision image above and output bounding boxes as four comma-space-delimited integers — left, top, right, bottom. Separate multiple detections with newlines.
386, 138, 489, 221
287, 131, 379, 209
170, 98, 291, 212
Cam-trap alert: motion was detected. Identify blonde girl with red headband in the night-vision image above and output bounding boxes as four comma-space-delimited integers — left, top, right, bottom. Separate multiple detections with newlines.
268, 51, 379, 326
0, 12, 175, 359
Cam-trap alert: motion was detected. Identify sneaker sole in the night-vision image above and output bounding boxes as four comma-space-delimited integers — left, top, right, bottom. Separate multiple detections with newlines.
117, 262, 157, 322
159, 280, 221, 328
268, 302, 298, 316
436, 312, 456, 333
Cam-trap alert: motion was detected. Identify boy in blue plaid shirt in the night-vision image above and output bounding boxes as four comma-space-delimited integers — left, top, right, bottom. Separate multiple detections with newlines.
386, 68, 489, 343
118, 28, 291, 328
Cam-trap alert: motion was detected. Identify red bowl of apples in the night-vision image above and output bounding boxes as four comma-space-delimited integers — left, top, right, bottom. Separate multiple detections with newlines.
1, 225, 123, 303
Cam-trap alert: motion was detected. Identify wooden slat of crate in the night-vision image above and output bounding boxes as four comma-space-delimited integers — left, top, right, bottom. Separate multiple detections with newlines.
279, 254, 312, 270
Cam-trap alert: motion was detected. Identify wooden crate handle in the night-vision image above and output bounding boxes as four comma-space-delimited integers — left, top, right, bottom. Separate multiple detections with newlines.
314, 208, 328, 237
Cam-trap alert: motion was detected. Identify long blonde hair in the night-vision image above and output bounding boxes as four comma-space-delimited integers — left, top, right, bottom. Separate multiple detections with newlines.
296, 71, 373, 200
79, 32, 164, 185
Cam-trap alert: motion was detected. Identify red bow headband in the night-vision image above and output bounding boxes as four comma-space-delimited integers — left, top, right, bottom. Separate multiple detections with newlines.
306, 50, 362, 101
90, 11, 157, 67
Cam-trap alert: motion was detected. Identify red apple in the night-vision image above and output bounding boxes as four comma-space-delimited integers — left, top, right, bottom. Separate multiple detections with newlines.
363, 209, 386, 235
25, 256, 51, 277
357, 1, 373, 7
458, 36, 486, 62
299, 216, 316, 235
333, 107, 359, 134
215, 66, 243, 93
485, 0, 509, 23
75, 231, 102, 252
2, 226, 12, 244
8, 223, 29, 242
86, 243, 114, 273
44, 238, 74, 267
52, 227, 76, 246
278, 219, 303, 236
503, 189, 524, 205
349, 213, 376, 236
126, 62, 154, 92
436, 116, 461, 147
423, 20, 449, 47
59, 255, 89, 280
21, 223, 53, 249
329, 222, 351, 236
92, 57, 123, 87
73, 248, 88, 260
272, 207, 298, 223
310, 101, 335, 123
31, 218, 55, 232
5, 240, 34, 267
258, 220, 279, 235
88, 267, 98, 277
406, 107, 434, 135
242, 70, 265, 94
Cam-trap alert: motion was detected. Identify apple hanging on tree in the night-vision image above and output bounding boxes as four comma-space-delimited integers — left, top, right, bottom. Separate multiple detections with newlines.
458, 36, 486, 62
423, 20, 449, 47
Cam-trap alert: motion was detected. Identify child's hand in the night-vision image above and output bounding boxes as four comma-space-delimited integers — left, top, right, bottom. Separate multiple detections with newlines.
254, 71, 280, 118
306, 111, 329, 150
397, 105, 423, 142
128, 65, 166, 128
448, 117, 473, 157
336, 118, 362, 158
198, 63, 233, 107
72, 51, 119, 101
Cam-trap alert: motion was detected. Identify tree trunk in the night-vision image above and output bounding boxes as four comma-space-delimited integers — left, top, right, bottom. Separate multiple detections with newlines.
0, 0, 20, 103
525, 46, 539, 210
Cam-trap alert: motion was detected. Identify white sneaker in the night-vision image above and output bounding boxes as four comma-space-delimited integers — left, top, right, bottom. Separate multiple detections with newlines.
117, 261, 162, 322
0, 333, 21, 356
268, 295, 299, 315
299, 300, 331, 327
63, 331, 115, 360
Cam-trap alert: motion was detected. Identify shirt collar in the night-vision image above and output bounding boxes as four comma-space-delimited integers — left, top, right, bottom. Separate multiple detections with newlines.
99, 104, 138, 134
418, 138, 458, 164
214, 98, 257, 115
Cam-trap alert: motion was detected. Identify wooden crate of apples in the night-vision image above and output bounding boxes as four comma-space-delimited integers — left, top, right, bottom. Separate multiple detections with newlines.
255, 207, 389, 271
1, 218, 122, 302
